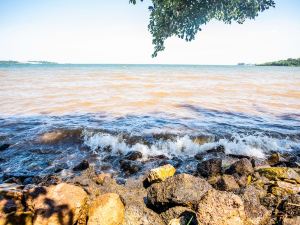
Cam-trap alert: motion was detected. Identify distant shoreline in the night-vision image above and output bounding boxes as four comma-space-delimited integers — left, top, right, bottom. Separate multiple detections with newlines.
256, 58, 300, 67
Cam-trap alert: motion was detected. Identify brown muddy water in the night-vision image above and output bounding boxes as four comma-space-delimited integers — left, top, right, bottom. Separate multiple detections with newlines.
0, 64, 299, 181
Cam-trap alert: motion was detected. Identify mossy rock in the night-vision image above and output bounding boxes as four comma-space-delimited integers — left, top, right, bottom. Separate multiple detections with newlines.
257, 167, 300, 183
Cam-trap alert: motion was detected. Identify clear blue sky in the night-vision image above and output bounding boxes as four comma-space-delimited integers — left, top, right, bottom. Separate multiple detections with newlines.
0, 0, 300, 64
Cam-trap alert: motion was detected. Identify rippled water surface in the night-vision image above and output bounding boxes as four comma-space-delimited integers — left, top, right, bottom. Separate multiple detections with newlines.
0, 64, 299, 179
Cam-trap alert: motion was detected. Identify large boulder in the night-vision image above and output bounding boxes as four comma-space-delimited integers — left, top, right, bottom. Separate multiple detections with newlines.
197, 158, 222, 178
197, 189, 246, 225
147, 174, 212, 209
226, 158, 254, 176
256, 167, 300, 183
87, 193, 124, 225
27, 183, 88, 225
145, 164, 176, 185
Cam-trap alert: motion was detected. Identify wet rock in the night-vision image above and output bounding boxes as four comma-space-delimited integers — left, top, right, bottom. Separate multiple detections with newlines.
144, 164, 176, 186
197, 158, 222, 178
147, 174, 212, 210
282, 216, 300, 225
93, 173, 112, 185
197, 189, 246, 225
3, 177, 22, 185
282, 194, 300, 217
87, 193, 124, 225
0, 144, 10, 151
38, 175, 60, 186
124, 151, 143, 161
160, 206, 197, 225
73, 159, 89, 171
226, 158, 254, 176
216, 175, 240, 191
240, 186, 271, 225
27, 183, 88, 225
192, 136, 213, 145
194, 153, 204, 161
268, 152, 285, 166
257, 167, 300, 183
119, 159, 141, 174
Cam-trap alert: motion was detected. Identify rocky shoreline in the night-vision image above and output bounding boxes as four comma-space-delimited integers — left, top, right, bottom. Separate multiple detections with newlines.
1, 149, 300, 225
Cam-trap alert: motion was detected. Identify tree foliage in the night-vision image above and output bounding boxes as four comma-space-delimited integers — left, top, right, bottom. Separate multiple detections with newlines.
130, 0, 275, 57
257, 58, 300, 67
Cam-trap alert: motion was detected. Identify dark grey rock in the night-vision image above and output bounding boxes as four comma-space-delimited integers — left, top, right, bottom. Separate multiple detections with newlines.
197, 158, 222, 178
124, 151, 143, 161
73, 159, 89, 171
147, 174, 212, 210
226, 158, 254, 176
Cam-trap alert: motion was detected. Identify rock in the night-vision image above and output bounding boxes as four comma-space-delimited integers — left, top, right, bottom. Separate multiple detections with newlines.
160, 206, 197, 225
282, 195, 300, 217
234, 175, 249, 188
147, 174, 212, 210
87, 193, 124, 225
282, 216, 300, 225
93, 173, 112, 185
0, 184, 32, 225
124, 151, 143, 161
197, 158, 222, 178
192, 136, 213, 145
216, 175, 240, 191
260, 193, 281, 211
27, 183, 88, 225
0, 144, 10, 151
268, 153, 284, 166
271, 181, 300, 196
240, 186, 271, 225
257, 167, 300, 183
144, 164, 176, 186
73, 160, 89, 171
168, 218, 181, 225
197, 189, 246, 225
226, 158, 254, 176
118, 178, 165, 225
119, 160, 141, 174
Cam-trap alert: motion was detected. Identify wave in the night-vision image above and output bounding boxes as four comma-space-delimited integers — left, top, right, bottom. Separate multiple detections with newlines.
82, 130, 299, 159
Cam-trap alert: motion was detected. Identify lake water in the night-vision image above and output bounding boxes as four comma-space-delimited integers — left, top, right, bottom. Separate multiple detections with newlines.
0, 64, 299, 180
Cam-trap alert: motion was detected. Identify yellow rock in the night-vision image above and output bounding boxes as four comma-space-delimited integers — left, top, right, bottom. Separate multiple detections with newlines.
146, 164, 176, 183
257, 167, 300, 183
168, 218, 181, 225
87, 193, 124, 225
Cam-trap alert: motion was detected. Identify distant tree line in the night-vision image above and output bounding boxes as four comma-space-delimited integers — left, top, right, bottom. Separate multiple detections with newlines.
257, 58, 300, 67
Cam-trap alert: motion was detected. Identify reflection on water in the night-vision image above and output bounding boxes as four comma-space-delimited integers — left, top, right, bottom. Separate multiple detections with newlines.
0, 64, 299, 179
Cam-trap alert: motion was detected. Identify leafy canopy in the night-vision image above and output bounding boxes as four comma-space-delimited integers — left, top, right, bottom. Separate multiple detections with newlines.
130, 0, 275, 57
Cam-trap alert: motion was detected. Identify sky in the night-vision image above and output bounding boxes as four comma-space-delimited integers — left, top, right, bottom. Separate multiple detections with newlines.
0, 0, 300, 65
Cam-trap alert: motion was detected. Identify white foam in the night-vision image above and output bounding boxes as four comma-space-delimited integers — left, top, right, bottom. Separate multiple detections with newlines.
82, 130, 298, 159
